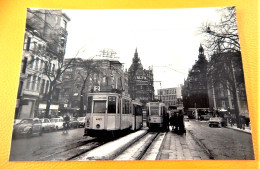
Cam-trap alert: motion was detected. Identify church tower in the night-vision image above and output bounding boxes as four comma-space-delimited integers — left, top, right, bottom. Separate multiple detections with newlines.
198, 44, 206, 59
128, 48, 154, 103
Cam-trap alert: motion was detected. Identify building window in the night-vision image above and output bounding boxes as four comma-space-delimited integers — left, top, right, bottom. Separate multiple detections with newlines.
22, 57, 28, 74
49, 63, 52, 72
30, 56, 35, 69
32, 76, 37, 91
33, 42, 37, 52
37, 77, 41, 91
62, 19, 67, 29
52, 64, 55, 74
26, 75, 32, 89
40, 79, 45, 94
35, 58, 39, 70
38, 44, 42, 51
45, 80, 49, 93
26, 37, 31, 51
39, 60, 43, 70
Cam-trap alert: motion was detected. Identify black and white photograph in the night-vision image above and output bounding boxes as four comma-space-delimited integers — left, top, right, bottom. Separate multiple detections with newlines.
10, 7, 254, 161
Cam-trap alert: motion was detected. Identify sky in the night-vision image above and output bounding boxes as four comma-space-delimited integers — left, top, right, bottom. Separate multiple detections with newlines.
63, 8, 223, 94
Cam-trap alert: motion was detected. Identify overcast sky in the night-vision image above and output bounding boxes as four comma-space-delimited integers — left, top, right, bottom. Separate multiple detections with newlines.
63, 8, 223, 94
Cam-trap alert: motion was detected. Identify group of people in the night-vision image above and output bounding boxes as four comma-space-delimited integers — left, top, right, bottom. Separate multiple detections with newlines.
162, 110, 186, 134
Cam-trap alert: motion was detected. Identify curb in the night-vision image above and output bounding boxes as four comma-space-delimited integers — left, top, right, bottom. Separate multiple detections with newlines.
226, 126, 251, 134
72, 130, 148, 161
186, 129, 215, 159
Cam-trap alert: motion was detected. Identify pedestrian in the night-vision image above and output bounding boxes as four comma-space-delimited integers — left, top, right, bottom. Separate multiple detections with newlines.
63, 114, 70, 133
240, 116, 246, 130
163, 111, 169, 131
177, 110, 185, 135
230, 117, 234, 127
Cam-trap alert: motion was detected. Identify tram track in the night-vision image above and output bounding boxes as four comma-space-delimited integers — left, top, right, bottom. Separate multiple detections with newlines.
114, 131, 164, 160
37, 137, 108, 161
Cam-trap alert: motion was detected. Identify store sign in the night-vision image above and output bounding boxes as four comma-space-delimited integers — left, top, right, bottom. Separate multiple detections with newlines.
135, 75, 147, 80
94, 86, 100, 91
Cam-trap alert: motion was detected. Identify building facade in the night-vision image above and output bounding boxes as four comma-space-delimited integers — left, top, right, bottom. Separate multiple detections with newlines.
182, 44, 209, 110
157, 86, 183, 108
15, 9, 70, 119
59, 53, 129, 117
207, 51, 249, 119
128, 48, 154, 105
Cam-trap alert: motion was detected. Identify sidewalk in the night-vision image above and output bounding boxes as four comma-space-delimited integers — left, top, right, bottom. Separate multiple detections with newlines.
195, 118, 252, 134
157, 127, 211, 160
226, 123, 252, 134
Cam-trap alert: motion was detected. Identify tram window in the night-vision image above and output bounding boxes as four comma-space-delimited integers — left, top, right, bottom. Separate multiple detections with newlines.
86, 96, 93, 113
135, 106, 142, 115
118, 98, 121, 114
108, 96, 116, 114
125, 100, 129, 114
146, 106, 149, 115
122, 99, 125, 114
150, 105, 159, 115
93, 101, 106, 114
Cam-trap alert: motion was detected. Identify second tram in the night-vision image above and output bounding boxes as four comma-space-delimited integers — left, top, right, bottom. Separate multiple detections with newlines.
146, 102, 169, 131
84, 92, 143, 138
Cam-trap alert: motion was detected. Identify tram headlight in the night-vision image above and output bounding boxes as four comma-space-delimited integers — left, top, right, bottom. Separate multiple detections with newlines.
96, 124, 100, 128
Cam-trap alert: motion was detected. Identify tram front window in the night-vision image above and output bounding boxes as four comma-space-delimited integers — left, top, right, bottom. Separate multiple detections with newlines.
150, 106, 159, 115
93, 101, 106, 113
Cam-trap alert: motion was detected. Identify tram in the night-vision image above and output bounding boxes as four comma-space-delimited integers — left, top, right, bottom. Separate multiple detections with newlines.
146, 102, 169, 131
84, 92, 143, 138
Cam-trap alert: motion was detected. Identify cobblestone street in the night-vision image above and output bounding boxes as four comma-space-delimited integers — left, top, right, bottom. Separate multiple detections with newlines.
158, 128, 210, 160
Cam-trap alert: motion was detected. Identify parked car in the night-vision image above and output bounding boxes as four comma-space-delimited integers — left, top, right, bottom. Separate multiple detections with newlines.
209, 117, 226, 127
40, 118, 55, 132
12, 118, 42, 138
69, 117, 79, 128
77, 117, 86, 127
51, 118, 64, 130
13, 119, 22, 125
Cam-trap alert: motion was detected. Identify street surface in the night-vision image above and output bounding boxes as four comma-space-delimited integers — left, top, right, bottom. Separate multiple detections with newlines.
185, 119, 254, 160
9, 128, 89, 161
9, 118, 255, 161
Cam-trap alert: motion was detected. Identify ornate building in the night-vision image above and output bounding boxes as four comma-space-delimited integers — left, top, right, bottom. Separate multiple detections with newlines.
182, 44, 209, 110
128, 48, 154, 105
15, 9, 70, 119
59, 52, 129, 117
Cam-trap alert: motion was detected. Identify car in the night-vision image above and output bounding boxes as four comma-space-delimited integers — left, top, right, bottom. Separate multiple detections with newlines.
13, 119, 22, 126
209, 117, 226, 127
12, 118, 42, 138
77, 117, 86, 127
50, 118, 64, 130
69, 117, 79, 128
40, 118, 55, 132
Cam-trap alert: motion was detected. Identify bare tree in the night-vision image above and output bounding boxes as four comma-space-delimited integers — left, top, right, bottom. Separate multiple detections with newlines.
201, 7, 240, 55
75, 58, 104, 117
29, 48, 77, 118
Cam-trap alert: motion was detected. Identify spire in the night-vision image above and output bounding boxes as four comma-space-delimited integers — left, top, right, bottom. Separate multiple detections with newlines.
199, 43, 204, 55
134, 47, 138, 58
